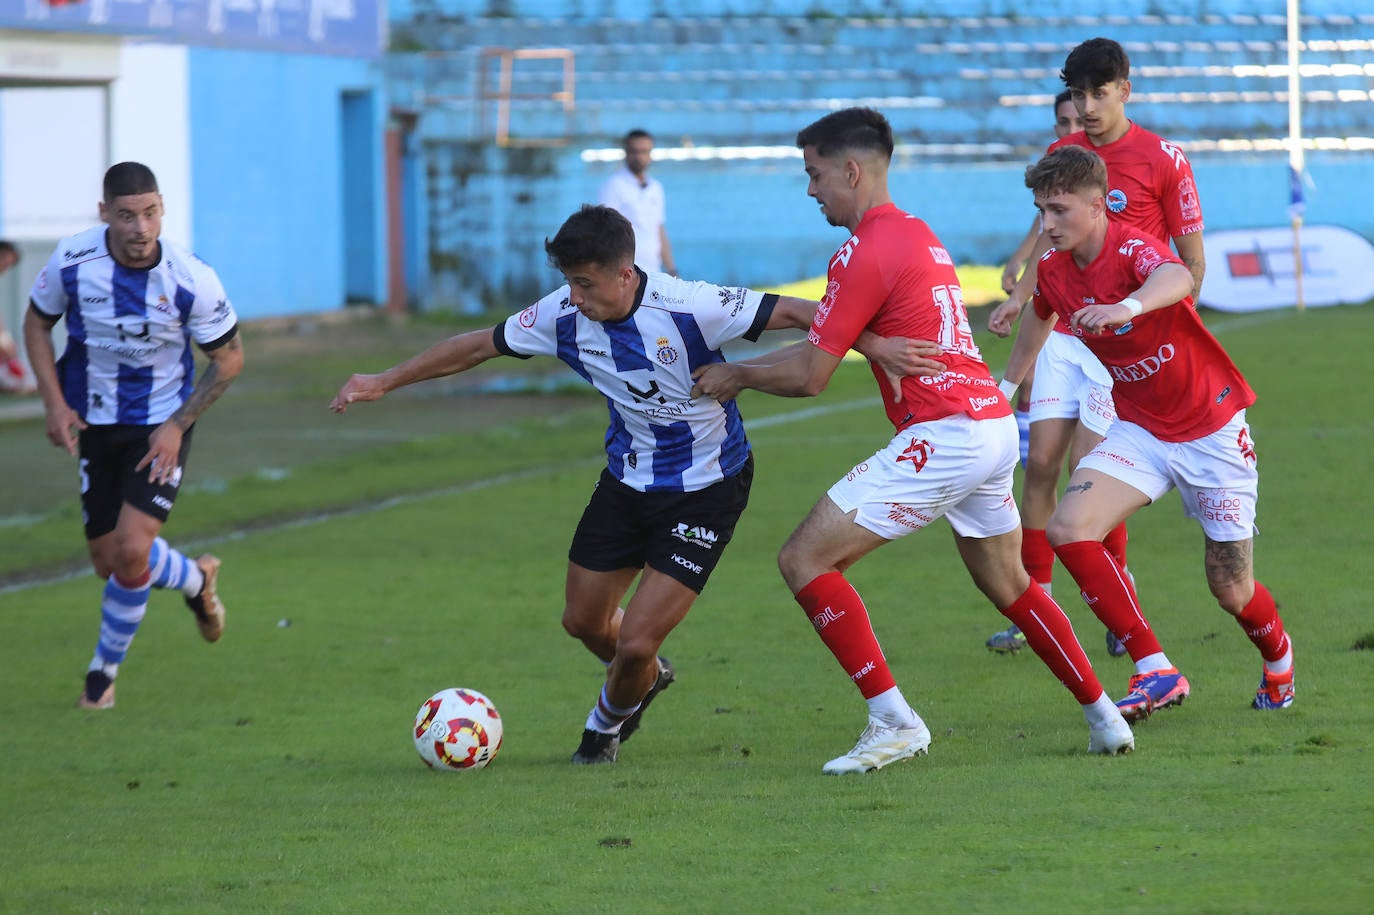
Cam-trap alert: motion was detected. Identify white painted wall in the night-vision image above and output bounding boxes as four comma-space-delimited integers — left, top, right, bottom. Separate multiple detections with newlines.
0, 86, 106, 239
110, 42, 192, 247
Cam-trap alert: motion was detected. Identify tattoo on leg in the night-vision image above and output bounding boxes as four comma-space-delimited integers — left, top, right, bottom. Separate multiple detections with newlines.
1205, 538, 1252, 590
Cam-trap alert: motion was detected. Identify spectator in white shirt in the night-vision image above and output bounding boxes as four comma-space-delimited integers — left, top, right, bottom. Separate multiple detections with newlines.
598, 129, 677, 276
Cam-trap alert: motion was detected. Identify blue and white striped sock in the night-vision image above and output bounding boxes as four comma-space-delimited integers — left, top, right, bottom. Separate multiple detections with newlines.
88, 571, 151, 676
148, 537, 204, 597
585, 685, 640, 735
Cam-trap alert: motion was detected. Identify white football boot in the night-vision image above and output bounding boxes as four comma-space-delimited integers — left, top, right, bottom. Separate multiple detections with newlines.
822, 718, 932, 775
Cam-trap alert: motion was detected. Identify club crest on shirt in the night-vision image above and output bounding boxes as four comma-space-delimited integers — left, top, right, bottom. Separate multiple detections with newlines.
519, 303, 538, 327
1107, 188, 1128, 213
655, 336, 679, 365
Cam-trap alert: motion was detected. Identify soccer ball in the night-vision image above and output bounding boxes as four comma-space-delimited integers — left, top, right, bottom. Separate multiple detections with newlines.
413, 688, 504, 771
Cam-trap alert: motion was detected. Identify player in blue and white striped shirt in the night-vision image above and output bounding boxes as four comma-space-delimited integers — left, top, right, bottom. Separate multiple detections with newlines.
331, 204, 940, 765
23, 162, 244, 710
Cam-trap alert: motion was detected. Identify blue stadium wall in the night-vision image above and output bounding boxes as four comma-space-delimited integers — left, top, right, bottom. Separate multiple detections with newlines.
186, 50, 386, 319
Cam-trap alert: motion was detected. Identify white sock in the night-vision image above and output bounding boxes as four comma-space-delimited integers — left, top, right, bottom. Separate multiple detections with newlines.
1264, 635, 1294, 675
1081, 691, 1119, 728
866, 686, 921, 729
1134, 652, 1172, 675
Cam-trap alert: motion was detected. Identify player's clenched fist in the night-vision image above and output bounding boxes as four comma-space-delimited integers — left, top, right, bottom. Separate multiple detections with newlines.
690, 363, 743, 402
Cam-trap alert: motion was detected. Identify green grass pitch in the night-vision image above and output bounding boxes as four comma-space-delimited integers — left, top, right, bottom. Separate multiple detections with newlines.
0, 304, 1371, 913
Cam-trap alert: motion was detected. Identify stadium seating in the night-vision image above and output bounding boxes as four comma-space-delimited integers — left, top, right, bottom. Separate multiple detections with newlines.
388, 6, 1371, 150
385, 1, 1372, 306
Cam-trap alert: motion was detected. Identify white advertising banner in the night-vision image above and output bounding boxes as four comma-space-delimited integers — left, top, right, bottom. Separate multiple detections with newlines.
1199, 225, 1374, 312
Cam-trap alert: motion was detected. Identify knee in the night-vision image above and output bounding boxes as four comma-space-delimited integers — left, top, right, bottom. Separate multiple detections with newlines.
1023, 449, 1061, 487
613, 632, 661, 670
561, 606, 593, 641
110, 541, 151, 581
1045, 516, 1076, 548
1209, 579, 1253, 617
776, 543, 810, 593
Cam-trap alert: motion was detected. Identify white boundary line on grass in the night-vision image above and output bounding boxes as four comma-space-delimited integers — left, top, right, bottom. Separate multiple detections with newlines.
0, 397, 876, 596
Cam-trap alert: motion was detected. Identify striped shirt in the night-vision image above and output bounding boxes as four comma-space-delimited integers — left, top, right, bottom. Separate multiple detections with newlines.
495, 268, 777, 493
29, 226, 238, 425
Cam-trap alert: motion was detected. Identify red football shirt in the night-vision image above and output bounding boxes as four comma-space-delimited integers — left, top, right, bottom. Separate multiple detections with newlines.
1046, 122, 1204, 337
808, 203, 1011, 430
1032, 220, 1254, 442
1050, 122, 1204, 242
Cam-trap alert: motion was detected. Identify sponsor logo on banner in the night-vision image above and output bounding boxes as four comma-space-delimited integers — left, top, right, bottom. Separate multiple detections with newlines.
1200, 225, 1374, 312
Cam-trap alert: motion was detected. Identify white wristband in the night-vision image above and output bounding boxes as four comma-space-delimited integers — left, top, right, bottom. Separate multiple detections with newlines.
998, 378, 1019, 401
1120, 297, 1144, 317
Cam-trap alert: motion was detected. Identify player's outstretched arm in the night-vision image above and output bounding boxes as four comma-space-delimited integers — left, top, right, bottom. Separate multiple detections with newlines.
852, 334, 946, 400
989, 228, 1053, 337
691, 343, 842, 402
763, 295, 819, 330
330, 327, 500, 414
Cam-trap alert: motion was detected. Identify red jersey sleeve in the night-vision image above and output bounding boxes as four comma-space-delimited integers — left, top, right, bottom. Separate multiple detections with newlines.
807, 233, 883, 357
1151, 137, 1204, 238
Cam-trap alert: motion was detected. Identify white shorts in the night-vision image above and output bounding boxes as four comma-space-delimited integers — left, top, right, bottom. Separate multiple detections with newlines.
827, 414, 1021, 540
1077, 410, 1259, 541
1028, 331, 1116, 437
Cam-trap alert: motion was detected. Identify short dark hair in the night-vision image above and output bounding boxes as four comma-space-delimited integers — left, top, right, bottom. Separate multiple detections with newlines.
544, 205, 636, 272
1061, 37, 1130, 90
1053, 89, 1074, 109
103, 162, 159, 202
623, 128, 653, 147
0, 240, 18, 261
796, 107, 894, 160
1025, 145, 1109, 199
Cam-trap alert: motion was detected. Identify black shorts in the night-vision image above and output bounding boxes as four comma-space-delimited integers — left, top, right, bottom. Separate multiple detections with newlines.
78, 424, 195, 539
568, 454, 754, 594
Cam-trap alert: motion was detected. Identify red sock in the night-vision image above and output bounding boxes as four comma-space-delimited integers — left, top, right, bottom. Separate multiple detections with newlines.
1053, 540, 1162, 660
999, 582, 1103, 704
795, 572, 896, 699
1021, 528, 1054, 588
1235, 581, 1289, 662
1103, 522, 1129, 569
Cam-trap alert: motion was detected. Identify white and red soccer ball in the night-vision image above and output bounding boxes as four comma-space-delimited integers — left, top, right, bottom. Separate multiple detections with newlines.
413, 688, 503, 771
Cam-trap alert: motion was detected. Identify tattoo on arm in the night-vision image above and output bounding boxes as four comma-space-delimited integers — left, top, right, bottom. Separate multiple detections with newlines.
1064, 480, 1094, 496
171, 337, 241, 430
